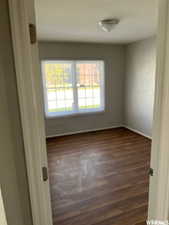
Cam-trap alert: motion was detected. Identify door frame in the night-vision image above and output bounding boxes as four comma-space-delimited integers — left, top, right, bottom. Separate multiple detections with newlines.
8, 0, 169, 224
148, 0, 169, 220
8, 0, 52, 225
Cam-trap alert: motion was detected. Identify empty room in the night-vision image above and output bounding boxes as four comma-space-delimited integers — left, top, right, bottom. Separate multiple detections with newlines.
36, 0, 157, 225
4, 0, 169, 224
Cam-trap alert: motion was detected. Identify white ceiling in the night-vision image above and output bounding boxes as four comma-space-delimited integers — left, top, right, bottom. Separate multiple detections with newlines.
35, 0, 158, 44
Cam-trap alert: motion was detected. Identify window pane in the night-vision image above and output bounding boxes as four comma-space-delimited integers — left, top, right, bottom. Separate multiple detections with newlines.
43, 61, 74, 114
47, 89, 56, 101
42, 60, 104, 117
48, 101, 57, 111
76, 61, 103, 110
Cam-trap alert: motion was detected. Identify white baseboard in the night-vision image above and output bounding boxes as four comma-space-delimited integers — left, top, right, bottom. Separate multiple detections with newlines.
123, 125, 152, 139
46, 125, 123, 138
46, 125, 152, 139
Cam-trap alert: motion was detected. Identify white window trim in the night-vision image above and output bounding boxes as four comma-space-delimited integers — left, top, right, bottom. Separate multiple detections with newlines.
41, 60, 105, 118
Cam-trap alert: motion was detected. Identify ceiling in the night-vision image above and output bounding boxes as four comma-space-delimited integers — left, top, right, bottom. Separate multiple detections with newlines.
35, 0, 158, 44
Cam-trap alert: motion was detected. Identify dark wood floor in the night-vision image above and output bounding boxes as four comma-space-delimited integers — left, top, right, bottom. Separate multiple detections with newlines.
47, 127, 151, 225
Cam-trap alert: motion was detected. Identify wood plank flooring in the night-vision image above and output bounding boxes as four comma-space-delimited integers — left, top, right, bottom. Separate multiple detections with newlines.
47, 127, 151, 225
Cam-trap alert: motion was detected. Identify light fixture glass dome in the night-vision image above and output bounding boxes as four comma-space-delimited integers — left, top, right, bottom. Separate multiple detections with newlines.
99, 18, 119, 32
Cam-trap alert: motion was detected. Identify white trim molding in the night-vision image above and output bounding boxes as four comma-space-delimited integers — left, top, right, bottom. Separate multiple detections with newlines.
123, 126, 152, 139
8, 0, 53, 225
46, 125, 123, 138
148, 0, 169, 220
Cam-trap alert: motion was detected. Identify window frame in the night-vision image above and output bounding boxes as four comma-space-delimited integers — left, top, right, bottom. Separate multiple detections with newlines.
41, 59, 105, 118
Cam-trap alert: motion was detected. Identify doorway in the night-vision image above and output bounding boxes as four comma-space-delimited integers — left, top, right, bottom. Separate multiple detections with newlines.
8, 0, 169, 224
35, 1, 157, 224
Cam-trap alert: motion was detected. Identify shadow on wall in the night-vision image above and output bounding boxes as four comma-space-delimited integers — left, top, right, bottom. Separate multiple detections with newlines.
124, 36, 156, 138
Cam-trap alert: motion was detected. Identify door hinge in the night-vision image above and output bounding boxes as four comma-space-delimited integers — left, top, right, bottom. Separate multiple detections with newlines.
42, 166, 48, 181
29, 24, 37, 44
149, 168, 154, 176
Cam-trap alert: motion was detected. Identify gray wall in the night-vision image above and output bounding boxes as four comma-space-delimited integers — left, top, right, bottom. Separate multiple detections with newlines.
124, 37, 156, 137
39, 42, 125, 137
0, 0, 32, 225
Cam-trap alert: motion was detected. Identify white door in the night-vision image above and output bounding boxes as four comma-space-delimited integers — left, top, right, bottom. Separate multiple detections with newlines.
148, 0, 169, 221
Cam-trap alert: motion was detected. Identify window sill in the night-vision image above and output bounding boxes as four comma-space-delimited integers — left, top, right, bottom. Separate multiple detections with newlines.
45, 109, 105, 119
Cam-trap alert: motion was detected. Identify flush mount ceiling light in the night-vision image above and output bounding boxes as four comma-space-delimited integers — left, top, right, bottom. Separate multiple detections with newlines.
99, 18, 120, 32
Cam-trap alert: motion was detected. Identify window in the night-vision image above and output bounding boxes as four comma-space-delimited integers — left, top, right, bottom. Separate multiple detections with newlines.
42, 60, 105, 117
